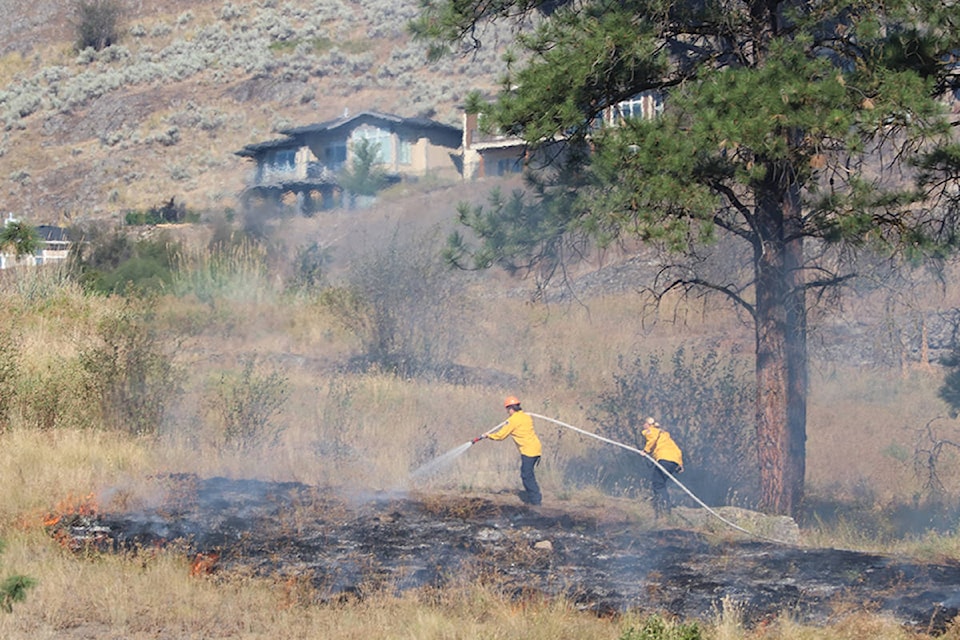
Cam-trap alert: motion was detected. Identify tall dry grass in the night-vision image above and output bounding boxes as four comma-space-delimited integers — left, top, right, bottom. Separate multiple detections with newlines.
0, 255, 955, 510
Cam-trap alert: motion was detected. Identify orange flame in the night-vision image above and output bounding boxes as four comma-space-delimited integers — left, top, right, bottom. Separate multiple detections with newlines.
43, 492, 99, 527
190, 551, 220, 576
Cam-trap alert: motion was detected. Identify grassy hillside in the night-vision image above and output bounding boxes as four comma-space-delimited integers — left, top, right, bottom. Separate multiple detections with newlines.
0, 0, 507, 222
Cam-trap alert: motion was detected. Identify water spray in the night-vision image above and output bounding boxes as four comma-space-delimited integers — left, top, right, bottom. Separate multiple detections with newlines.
528, 412, 796, 545
409, 420, 508, 480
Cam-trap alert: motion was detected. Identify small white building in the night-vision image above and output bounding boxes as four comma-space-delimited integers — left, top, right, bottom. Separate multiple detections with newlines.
0, 214, 71, 269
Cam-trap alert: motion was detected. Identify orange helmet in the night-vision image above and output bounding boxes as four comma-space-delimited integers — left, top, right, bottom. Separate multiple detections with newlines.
504, 395, 521, 408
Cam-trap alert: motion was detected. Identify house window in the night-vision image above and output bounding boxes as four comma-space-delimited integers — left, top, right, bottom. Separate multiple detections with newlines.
398, 138, 412, 165
271, 149, 297, 171
325, 144, 347, 169
352, 128, 392, 164
485, 156, 523, 176
609, 91, 664, 125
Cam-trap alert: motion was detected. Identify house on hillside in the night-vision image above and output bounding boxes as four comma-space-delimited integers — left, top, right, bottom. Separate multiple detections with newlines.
462, 90, 665, 180
461, 111, 527, 181
236, 110, 463, 214
0, 217, 71, 269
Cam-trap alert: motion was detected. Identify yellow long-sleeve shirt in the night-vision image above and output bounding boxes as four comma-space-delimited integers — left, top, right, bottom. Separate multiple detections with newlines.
641, 424, 683, 467
488, 410, 542, 457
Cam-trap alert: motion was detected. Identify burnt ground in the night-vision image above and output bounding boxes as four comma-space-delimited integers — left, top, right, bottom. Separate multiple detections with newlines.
51, 474, 960, 634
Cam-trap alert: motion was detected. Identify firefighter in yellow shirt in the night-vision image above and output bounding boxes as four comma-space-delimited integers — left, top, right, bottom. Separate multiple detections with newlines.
473, 396, 542, 505
641, 416, 683, 519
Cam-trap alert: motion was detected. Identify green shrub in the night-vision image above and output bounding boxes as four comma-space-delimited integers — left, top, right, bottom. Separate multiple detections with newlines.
0, 540, 36, 614
589, 345, 757, 506
78, 298, 182, 436
0, 221, 40, 259
209, 357, 288, 450
73, 0, 122, 52
619, 615, 702, 640
339, 138, 390, 202
0, 575, 36, 614
68, 225, 181, 295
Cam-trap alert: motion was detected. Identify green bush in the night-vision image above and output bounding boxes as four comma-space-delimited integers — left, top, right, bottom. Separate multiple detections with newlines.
124, 198, 196, 226
339, 138, 390, 202
619, 615, 702, 640
68, 226, 181, 295
0, 221, 40, 259
589, 345, 757, 506
209, 357, 288, 450
0, 540, 36, 614
74, 0, 122, 51
0, 575, 36, 614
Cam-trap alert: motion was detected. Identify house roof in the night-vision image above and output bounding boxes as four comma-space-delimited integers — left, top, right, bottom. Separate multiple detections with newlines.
280, 110, 461, 136
235, 136, 299, 158
235, 110, 461, 157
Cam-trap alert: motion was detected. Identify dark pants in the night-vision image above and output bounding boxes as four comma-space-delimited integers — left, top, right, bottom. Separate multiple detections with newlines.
651, 460, 680, 517
520, 455, 542, 505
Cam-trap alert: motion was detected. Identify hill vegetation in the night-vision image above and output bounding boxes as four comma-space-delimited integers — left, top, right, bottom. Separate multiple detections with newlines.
0, 0, 506, 221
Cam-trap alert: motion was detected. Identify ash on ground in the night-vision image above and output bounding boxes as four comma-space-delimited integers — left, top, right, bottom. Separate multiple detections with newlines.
51, 475, 960, 633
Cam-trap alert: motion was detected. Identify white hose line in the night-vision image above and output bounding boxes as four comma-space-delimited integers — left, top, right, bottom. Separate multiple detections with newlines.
528, 412, 795, 545
483, 420, 508, 437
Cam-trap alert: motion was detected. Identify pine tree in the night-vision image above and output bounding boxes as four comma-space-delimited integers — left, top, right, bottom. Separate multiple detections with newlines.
413, 0, 960, 515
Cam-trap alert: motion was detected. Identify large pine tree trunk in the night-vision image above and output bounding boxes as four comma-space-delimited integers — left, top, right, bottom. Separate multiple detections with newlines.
754, 176, 806, 516
783, 185, 807, 515
755, 247, 790, 515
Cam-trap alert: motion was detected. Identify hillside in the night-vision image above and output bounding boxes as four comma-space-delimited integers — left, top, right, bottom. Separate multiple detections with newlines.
0, 0, 508, 223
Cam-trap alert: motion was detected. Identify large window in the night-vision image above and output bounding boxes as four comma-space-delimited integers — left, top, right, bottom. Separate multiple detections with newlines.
485, 156, 523, 177
608, 91, 664, 125
325, 144, 347, 169
398, 138, 412, 165
352, 128, 392, 164
270, 149, 297, 171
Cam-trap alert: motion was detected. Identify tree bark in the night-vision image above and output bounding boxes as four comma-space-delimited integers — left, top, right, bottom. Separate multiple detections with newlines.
754, 172, 806, 516
783, 183, 807, 515
755, 244, 790, 514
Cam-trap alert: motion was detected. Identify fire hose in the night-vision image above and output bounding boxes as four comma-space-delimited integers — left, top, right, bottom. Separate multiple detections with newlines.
525, 412, 796, 546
